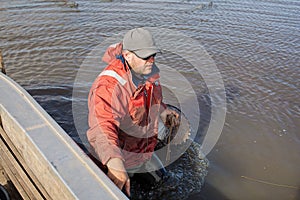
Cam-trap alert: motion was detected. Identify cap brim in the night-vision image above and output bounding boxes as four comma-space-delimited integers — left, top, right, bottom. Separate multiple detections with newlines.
134, 48, 161, 59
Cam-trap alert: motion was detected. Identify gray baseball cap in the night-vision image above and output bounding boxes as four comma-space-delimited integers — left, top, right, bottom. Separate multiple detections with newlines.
123, 28, 160, 59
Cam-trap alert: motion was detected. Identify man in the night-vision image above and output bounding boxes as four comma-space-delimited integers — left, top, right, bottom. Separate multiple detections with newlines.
87, 28, 179, 197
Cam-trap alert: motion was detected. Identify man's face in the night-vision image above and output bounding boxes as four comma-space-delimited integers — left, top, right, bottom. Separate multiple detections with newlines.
124, 51, 156, 75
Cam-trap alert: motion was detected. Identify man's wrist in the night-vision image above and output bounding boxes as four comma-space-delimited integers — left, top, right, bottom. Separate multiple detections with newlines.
107, 157, 126, 172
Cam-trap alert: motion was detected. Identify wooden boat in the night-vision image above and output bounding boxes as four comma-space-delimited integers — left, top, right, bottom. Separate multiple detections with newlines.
0, 72, 128, 199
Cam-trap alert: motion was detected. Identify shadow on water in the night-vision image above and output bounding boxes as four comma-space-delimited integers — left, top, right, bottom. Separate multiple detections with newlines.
195, 83, 240, 143
26, 85, 80, 142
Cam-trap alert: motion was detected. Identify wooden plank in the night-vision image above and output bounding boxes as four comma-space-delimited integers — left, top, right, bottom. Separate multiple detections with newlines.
0, 126, 51, 199
0, 135, 42, 199
0, 109, 76, 200
0, 162, 9, 186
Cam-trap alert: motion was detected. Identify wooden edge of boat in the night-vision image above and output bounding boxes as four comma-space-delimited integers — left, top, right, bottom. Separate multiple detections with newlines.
0, 72, 128, 200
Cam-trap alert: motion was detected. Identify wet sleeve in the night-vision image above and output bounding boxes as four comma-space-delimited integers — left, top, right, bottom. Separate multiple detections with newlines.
87, 83, 126, 165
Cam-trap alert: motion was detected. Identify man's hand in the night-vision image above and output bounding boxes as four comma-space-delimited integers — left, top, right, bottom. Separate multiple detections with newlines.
160, 108, 180, 128
106, 158, 130, 197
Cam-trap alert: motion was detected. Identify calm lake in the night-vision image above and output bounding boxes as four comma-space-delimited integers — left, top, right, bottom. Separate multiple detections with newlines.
1, 0, 299, 199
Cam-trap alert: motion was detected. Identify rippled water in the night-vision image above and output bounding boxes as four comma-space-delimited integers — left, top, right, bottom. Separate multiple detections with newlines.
1, 0, 299, 199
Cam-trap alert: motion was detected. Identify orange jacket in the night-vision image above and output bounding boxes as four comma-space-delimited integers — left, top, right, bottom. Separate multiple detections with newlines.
87, 43, 165, 168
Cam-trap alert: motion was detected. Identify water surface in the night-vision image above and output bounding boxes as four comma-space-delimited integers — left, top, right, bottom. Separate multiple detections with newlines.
1, 0, 299, 199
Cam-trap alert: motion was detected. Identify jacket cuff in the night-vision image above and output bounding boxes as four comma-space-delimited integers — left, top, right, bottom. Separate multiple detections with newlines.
99, 146, 125, 166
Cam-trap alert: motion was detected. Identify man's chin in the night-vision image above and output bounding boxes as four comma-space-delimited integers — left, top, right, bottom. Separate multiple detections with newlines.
143, 66, 152, 75
144, 69, 152, 75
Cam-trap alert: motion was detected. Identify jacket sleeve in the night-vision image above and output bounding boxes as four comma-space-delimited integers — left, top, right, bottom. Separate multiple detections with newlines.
87, 80, 126, 165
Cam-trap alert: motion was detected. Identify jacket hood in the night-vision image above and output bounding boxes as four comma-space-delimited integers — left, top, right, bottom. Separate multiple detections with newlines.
102, 42, 123, 64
